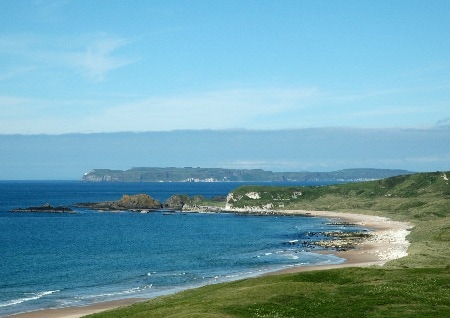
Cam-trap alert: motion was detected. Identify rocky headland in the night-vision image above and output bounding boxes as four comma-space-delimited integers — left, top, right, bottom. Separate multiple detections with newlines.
82, 167, 413, 182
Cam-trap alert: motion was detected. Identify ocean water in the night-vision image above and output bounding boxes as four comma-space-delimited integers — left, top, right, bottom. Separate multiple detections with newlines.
0, 181, 363, 317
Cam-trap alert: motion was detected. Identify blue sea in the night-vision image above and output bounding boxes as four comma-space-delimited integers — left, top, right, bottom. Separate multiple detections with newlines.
0, 181, 364, 317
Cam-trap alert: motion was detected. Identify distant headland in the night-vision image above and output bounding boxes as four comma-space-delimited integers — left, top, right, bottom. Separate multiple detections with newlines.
82, 167, 413, 183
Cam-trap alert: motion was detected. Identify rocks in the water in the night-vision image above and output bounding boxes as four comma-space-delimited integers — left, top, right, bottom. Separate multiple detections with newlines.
10, 203, 74, 213
75, 193, 226, 213
164, 194, 190, 209
76, 194, 162, 211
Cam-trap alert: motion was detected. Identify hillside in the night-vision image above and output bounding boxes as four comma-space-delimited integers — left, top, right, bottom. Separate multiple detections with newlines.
227, 171, 449, 216
87, 171, 450, 318
82, 167, 412, 182
226, 171, 450, 268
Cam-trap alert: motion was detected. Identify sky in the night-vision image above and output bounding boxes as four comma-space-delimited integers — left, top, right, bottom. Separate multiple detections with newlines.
0, 1, 449, 179
0, 0, 449, 134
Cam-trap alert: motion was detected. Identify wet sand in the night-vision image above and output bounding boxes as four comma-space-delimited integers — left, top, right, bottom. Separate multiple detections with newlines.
7, 298, 146, 318
8, 210, 412, 318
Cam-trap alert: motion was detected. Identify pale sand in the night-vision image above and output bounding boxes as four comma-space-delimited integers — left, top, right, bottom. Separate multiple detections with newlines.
7, 298, 146, 318
271, 210, 413, 274
8, 210, 412, 318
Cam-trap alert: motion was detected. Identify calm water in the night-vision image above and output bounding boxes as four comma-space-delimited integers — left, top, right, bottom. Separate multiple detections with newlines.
0, 181, 361, 317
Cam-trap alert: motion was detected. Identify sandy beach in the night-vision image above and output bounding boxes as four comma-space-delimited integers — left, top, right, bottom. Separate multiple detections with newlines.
270, 210, 412, 274
8, 210, 412, 318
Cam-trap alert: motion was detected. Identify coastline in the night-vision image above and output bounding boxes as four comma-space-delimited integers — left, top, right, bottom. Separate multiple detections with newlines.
6, 298, 146, 318
7, 209, 412, 318
269, 210, 412, 274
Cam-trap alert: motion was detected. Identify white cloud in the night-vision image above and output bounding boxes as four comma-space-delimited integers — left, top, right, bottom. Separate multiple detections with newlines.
67, 37, 136, 82
1, 81, 448, 134
0, 33, 135, 82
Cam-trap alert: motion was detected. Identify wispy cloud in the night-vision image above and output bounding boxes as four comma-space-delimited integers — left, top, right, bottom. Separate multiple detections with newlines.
0, 33, 135, 82
0, 77, 448, 134
0, 86, 320, 134
78, 86, 320, 132
0, 95, 35, 108
1, 80, 446, 134
66, 37, 136, 81
0, 66, 35, 81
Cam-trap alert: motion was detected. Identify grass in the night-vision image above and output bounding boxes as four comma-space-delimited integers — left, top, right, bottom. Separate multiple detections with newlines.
86, 172, 450, 317
88, 268, 450, 318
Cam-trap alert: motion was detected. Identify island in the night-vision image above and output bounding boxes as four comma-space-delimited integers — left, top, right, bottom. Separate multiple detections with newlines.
10, 203, 74, 213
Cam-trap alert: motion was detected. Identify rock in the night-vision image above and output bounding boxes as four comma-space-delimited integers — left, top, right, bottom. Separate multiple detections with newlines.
164, 194, 190, 209
76, 194, 162, 211
10, 203, 74, 213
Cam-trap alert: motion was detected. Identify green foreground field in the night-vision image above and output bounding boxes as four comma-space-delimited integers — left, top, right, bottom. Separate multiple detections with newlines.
88, 172, 450, 317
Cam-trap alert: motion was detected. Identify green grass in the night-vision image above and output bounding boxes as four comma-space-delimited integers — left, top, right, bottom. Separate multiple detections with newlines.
88, 268, 450, 318
86, 172, 450, 317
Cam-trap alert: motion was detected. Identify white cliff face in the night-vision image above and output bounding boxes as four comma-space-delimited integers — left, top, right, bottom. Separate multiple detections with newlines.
245, 192, 260, 199
291, 191, 302, 199
225, 193, 235, 210
225, 192, 273, 212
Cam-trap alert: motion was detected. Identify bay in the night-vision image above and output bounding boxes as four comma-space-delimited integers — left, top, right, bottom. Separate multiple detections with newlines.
0, 181, 358, 316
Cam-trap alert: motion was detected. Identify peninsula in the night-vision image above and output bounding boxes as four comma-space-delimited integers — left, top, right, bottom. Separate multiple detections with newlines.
82, 167, 412, 182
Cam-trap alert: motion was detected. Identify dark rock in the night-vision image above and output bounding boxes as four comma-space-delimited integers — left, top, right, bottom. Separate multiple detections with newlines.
164, 194, 190, 209
76, 194, 162, 211
10, 203, 74, 213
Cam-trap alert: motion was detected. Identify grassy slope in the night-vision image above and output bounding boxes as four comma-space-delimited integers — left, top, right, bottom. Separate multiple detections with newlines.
87, 172, 450, 317
229, 171, 450, 268
88, 268, 449, 318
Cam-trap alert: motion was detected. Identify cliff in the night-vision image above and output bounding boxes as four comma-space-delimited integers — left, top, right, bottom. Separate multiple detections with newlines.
82, 167, 413, 182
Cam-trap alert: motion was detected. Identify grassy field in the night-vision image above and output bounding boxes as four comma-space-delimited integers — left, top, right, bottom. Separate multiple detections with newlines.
88, 268, 449, 317
87, 172, 450, 317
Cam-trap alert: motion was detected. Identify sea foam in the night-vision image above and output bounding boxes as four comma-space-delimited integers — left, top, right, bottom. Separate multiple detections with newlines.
0, 290, 59, 308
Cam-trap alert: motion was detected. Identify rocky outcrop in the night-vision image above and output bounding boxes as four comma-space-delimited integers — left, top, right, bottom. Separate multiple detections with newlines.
10, 203, 74, 213
76, 194, 162, 211
76, 193, 227, 213
164, 194, 190, 209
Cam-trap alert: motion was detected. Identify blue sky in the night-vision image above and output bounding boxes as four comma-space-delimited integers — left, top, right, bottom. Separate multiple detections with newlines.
1, 0, 449, 134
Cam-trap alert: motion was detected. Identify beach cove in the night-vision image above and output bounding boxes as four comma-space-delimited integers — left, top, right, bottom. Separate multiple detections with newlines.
7, 209, 412, 318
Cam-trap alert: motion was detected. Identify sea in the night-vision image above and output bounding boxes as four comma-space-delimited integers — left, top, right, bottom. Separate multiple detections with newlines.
0, 181, 366, 317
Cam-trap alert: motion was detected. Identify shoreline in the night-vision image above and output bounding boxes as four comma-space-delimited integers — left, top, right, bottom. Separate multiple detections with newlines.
269, 210, 412, 274
7, 210, 412, 318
